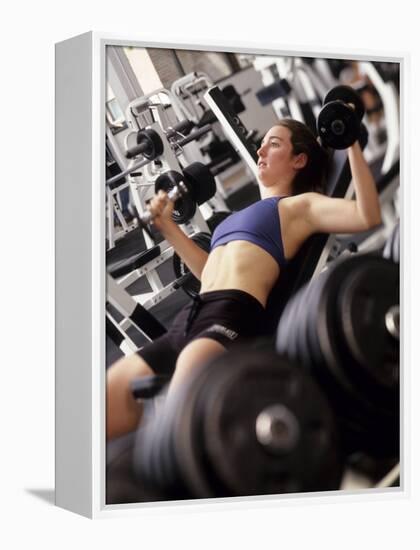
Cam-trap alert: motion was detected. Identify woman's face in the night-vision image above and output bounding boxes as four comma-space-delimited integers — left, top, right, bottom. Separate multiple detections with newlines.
257, 125, 304, 188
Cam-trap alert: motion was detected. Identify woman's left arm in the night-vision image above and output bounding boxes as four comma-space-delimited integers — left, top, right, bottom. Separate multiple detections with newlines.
304, 141, 382, 234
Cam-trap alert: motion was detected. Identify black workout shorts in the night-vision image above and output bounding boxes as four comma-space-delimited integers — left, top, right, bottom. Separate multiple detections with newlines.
137, 289, 267, 376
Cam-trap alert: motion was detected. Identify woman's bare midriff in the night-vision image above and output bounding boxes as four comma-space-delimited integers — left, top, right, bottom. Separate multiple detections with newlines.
200, 240, 281, 308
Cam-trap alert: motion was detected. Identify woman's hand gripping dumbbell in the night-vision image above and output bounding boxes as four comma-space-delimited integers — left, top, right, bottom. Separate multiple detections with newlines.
139, 181, 189, 233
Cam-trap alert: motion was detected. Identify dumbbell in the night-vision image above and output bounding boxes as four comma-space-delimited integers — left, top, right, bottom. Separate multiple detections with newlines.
277, 253, 399, 458
133, 350, 343, 499
317, 85, 366, 149
139, 162, 217, 233
139, 180, 190, 230
153, 162, 217, 226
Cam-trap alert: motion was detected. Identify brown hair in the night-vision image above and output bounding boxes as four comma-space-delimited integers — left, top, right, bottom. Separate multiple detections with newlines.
275, 119, 329, 195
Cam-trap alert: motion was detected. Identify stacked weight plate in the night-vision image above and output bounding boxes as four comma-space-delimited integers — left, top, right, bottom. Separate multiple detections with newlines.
134, 351, 344, 499
277, 254, 399, 458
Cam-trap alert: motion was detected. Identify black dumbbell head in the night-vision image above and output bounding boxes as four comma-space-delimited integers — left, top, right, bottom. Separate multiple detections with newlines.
154, 170, 196, 224
182, 162, 217, 205
323, 85, 365, 121
317, 100, 362, 150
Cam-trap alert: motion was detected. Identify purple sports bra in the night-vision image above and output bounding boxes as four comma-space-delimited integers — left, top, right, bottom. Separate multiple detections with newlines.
210, 196, 289, 268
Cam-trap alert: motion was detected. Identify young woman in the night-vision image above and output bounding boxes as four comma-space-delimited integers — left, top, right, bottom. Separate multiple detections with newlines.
106, 119, 382, 440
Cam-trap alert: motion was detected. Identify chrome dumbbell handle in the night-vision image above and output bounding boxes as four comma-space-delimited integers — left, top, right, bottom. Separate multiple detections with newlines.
139, 181, 189, 226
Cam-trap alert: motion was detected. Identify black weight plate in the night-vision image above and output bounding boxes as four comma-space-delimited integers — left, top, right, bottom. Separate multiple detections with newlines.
172, 199, 196, 225
303, 262, 374, 453
155, 395, 182, 497
317, 101, 361, 150
313, 261, 361, 397
167, 362, 221, 498
182, 162, 216, 205
155, 170, 197, 224
285, 291, 302, 361
107, 439, 163, 505
304, 270, 353, 410
337, 257, 399, 396
323, 85, 365, 121
157, 399, 191, 498
294, 283, 317, 370
150, 402, 173, 493
299, 279, 319, 367
288, 285, 311, 364
276, 287, 303, 358
138, 128, 164, 160
305, 274, 329, 370
277, 295, 296, 357
147, 413, 168, 493
189, 351, 343, 496
138, 386, 200, 500
154, 169, 183, 194
133, 403, 167, 496
293, 258, 399, 458
285, 282, 317, 362
295, 280, 318, 372
137, 366, 228, 500
303, 274, 348, 419
280, 285, 308, 366
275, 301, 292, 356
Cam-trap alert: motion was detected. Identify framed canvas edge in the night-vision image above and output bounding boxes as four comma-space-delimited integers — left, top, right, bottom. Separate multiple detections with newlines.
55, 31, 410, 519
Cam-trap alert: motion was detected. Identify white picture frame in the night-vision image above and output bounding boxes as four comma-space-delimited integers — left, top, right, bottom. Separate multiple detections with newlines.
55, 32, 406, 519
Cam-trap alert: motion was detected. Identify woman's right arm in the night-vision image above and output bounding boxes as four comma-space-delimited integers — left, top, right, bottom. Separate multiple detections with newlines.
147, 191, 209, 280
